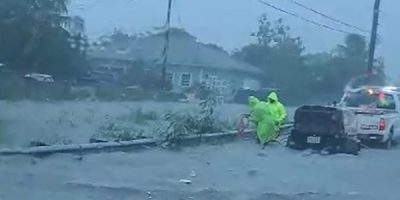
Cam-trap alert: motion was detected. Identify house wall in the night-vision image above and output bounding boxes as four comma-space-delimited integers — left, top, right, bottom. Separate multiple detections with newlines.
167, 65, 260, 100
91, 58, 132, 77
89, 58, 261, 101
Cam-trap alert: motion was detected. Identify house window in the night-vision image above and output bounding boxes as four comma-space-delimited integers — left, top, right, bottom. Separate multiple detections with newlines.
181, 73, 191, 87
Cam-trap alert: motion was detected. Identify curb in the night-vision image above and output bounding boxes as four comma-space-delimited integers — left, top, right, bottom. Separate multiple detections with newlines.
0, 125, 292, 156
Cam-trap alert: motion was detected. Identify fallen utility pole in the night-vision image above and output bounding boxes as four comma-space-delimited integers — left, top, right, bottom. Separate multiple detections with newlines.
366, 0, 381, 76
161, 0, 173, 89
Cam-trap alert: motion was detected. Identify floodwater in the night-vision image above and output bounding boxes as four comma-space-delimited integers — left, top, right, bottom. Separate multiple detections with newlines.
0, 101, 296, 147
0, 141, 399, 200
2, 101, 397, 200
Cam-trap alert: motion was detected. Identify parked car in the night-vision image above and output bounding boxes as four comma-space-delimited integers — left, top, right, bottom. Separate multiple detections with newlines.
23, 73, 54, 83
339, 86, 400, 149
287, 105, 360, 155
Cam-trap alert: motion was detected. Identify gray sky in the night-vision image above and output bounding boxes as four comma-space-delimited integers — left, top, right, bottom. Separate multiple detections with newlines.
69, 0, 400, 79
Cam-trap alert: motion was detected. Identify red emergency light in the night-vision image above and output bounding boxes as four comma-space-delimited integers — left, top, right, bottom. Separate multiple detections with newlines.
379, 118, 385, 131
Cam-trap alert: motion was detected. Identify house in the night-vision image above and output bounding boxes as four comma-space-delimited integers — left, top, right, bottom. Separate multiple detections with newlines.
89, 29, 263, 98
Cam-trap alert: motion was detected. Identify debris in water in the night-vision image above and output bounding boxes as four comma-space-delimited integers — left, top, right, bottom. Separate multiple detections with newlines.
30, 158, 38, 165
190, 170, 197, 177
73, 155, 83, 161
179, 179, 192, 184
89, 138, 108, 143
29, 140, 49, 147
257, 152, 268, 157
247, 169, 258, 177
161, 142, 170, 149
143, 145, 152, 150
348, 191, 359, 196
320, 149, 330, 155
147, 191, 152, 199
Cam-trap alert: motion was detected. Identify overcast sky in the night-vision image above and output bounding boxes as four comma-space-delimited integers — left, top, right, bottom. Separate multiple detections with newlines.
69, 0, 400, 79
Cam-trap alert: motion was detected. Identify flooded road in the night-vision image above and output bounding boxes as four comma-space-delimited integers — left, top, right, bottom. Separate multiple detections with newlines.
0, 141, 399, 200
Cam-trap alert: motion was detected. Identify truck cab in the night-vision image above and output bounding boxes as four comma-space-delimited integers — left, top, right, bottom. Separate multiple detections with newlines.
339, 86, 400, 148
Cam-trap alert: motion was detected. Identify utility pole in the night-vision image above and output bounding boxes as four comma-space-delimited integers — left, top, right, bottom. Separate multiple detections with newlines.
367, 0, 381, 76
161, 0, 173, 89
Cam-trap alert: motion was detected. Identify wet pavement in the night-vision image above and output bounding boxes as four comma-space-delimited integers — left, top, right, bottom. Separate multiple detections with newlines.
0, 140, 399, 200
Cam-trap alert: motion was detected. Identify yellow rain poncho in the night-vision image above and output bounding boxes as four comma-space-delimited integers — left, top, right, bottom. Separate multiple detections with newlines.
248, 96, 276, 145
266, 92, 287, 128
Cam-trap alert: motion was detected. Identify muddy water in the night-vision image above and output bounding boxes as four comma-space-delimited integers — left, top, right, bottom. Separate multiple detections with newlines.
0, 141, 399, 200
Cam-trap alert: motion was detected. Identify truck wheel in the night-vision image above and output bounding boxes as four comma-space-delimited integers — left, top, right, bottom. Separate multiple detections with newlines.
341, 138, 360, 155
286, 135, 304, 150
383, 129, 394, 150
384, 137, 393, 149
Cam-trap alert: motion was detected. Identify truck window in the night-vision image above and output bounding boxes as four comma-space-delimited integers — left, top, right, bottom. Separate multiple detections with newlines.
343, 91, 396, 110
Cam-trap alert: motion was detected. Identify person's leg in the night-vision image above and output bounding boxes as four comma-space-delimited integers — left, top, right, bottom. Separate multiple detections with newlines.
258, 120, 275, 147
256, 123, 268, 145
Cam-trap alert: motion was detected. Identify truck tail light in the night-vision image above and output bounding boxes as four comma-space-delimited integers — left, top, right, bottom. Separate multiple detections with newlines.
379, 118, 385, 131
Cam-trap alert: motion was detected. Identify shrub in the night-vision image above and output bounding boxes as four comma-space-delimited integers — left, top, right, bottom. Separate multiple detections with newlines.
95, 85, 123, 101
160, 89, 224, 146
97, 122, 146, 142
69, 88, 92, 100
134, 108, 158, 124
121, 87, 153, 101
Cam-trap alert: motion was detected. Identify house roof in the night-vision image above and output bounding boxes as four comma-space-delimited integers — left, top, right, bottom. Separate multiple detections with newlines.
89, 30, 261, 74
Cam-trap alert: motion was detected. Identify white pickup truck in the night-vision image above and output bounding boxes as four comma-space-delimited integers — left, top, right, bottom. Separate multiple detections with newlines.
339, 86, 400, 149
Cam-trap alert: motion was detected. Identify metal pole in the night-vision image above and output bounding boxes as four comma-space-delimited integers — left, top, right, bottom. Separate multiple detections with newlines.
161, 0, 173, 88
367, 0, 381, 76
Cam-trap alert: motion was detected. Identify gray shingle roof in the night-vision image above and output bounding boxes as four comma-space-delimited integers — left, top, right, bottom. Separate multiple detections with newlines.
89, 31, 261, 74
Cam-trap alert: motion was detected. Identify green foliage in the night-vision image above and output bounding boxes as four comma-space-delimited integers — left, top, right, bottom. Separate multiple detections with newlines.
68, 88, 92, 100
133, 108, 158, 124
95, 85, 123, 101
162, 112, 198, 144
160, 90, 224, 146
234, 14, 386, 104
97, 122, 146, 142
234, 15, 306, 91
0, 0, 88, 80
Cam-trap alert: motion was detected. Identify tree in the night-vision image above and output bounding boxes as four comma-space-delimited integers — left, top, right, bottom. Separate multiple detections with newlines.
0, 0, 88, 79
335, 34, 367, 60
234, 15, 307, 103
234, 14, 386, 104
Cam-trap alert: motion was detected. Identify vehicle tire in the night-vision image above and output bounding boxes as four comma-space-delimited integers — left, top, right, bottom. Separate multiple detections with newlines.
286, 135, 306, 150
340, 138, 360, 155
383, 128, 394, 150
384, 137, 393, 149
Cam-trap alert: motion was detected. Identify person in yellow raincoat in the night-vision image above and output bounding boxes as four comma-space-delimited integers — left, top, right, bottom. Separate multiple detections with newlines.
248, 96, 275, 147
266, 92, 287, 133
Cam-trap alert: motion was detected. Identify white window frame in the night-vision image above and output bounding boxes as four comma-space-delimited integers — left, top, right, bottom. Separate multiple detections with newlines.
180, 73, 192, 87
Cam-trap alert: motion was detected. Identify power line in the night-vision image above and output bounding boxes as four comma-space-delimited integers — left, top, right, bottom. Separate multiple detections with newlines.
257, 0, 361, 36
287, 0, 370, 34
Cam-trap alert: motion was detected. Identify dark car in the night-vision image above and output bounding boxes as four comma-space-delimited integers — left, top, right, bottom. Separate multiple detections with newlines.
287, 105, 360, 155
